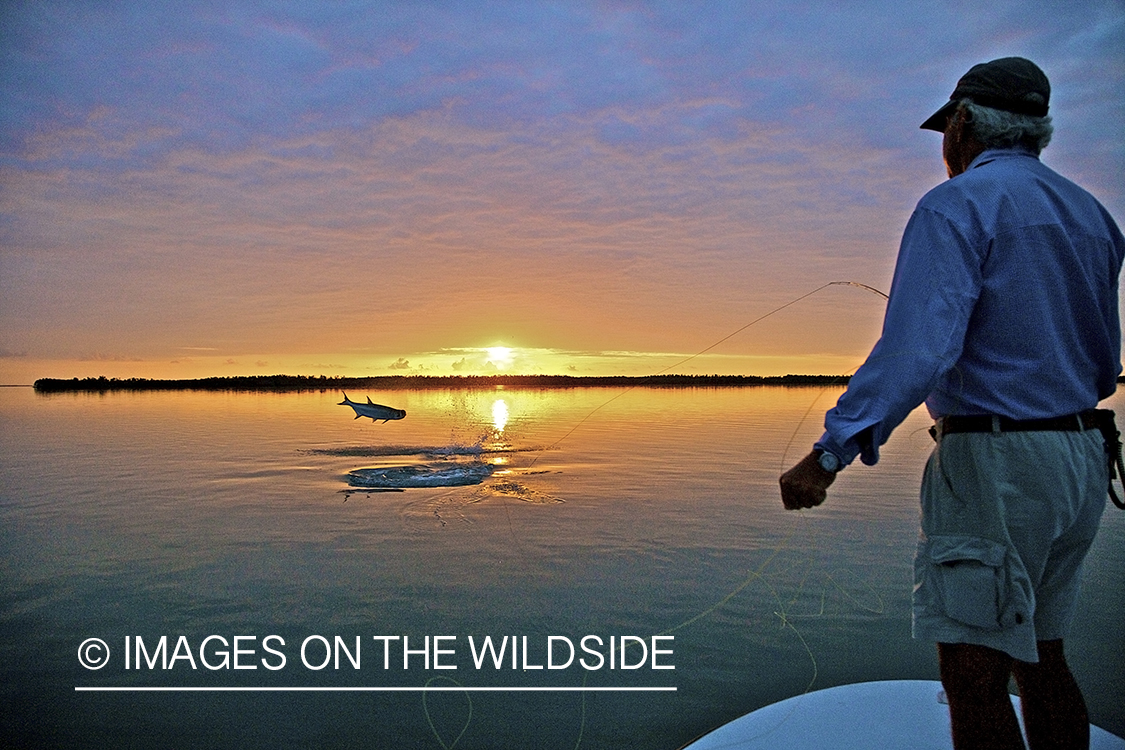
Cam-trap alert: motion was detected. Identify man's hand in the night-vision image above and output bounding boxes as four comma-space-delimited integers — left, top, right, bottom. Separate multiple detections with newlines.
779, 451, 837, 510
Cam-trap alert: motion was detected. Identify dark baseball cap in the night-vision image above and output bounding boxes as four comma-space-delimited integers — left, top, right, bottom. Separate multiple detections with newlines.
920, 56, 1050, 131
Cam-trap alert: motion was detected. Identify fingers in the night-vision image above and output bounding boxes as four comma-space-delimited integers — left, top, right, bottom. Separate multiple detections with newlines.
780, 481, 826, 510
779, 451, 835, 510
779, 476, 826, 509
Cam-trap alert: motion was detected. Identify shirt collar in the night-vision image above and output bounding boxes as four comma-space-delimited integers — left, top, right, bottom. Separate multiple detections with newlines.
968, 146, 1040, 171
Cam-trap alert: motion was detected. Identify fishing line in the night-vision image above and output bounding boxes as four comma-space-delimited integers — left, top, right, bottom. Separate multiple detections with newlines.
562, 280, 887, 747
422, 675, 473, 750
558, 517, 811, 750
421, 280, 890, 749
776, 369, 860, 473
524, 281, 887, 468
656, 281, 887, 375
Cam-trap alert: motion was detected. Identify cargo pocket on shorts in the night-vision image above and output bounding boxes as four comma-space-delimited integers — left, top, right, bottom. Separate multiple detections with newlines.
925, 535, 1022, 631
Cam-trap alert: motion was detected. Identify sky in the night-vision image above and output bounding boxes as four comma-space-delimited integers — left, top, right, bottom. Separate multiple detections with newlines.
1, 0, 1123, 383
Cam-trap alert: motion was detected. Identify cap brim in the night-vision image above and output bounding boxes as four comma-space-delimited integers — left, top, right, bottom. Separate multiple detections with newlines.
920, 99, 958, 132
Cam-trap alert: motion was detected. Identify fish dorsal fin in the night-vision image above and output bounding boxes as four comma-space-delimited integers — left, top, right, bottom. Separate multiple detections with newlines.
367, 396, 374, 404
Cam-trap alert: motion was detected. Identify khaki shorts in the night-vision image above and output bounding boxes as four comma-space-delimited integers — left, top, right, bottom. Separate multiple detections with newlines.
912, 426, 1107, 662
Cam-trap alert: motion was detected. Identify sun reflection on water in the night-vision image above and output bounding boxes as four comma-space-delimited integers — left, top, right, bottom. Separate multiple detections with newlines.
491, 398, 509, 433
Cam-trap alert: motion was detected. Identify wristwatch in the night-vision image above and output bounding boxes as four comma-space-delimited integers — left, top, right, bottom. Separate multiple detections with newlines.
816, 449, 841, 474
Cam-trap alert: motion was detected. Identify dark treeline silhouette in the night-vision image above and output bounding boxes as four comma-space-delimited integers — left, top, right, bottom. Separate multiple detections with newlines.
33, 373, 852, 393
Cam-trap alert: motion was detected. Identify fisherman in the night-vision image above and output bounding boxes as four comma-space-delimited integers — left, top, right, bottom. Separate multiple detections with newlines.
779, 57, 1124, 749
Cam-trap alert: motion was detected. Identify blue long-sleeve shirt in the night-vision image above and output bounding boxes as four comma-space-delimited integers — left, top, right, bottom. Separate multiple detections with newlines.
818, 148, 1125, 467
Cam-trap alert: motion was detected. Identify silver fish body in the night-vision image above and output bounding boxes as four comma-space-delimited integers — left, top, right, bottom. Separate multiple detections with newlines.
338, 393, 407, 422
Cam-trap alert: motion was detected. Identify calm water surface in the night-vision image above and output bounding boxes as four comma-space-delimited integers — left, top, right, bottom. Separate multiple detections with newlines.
2, 385, 1122, 748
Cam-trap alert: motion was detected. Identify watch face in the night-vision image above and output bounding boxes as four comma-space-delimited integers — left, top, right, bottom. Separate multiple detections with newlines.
818, 451, 840, 472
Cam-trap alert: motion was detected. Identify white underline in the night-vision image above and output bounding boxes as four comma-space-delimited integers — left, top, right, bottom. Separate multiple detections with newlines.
75, 686, 676, 692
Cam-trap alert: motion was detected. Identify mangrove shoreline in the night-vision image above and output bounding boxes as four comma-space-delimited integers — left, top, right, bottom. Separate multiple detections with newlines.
32, 373, 852, 393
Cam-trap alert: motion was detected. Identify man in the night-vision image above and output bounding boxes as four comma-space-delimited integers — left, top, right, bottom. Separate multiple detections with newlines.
779, 57, 1124, 750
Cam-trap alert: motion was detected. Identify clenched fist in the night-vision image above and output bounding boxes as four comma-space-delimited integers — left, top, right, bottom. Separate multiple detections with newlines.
779, 451, 837, 510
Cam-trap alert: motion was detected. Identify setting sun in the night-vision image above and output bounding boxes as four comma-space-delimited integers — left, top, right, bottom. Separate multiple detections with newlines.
485, 347, 515, 370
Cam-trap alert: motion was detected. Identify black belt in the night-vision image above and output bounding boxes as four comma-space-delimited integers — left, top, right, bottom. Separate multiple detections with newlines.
931, 409, 1124, 511
934, 410, 1100, 436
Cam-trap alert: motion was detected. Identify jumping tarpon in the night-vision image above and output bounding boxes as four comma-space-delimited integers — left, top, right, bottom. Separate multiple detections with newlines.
338, 393, 407, 422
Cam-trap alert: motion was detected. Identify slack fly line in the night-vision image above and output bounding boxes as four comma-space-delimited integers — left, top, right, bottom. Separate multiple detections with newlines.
527, 280, 888, 463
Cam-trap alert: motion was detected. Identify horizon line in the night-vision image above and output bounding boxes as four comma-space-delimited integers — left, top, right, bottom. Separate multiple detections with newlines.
31, 373, 854, 392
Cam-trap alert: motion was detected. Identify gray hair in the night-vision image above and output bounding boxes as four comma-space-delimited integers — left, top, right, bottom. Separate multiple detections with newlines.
961, 99, 1053, 154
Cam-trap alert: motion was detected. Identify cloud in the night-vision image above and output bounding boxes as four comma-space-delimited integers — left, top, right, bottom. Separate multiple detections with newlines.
78, 353, 145, 362
301, 362, 351, 370
0, 1, 1121, 373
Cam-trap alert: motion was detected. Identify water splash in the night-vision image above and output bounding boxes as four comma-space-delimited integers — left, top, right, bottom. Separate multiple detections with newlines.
347, 463, 495, 489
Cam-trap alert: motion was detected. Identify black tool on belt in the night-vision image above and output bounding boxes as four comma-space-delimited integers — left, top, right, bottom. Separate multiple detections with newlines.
930, 409, 1125, 510
1095, 410, 1125, 510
